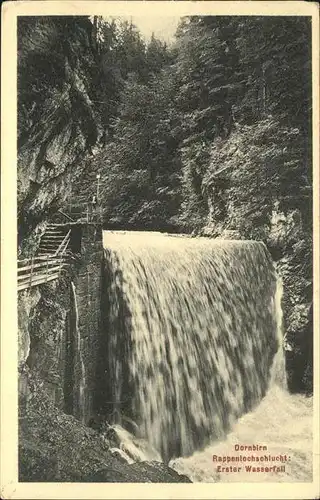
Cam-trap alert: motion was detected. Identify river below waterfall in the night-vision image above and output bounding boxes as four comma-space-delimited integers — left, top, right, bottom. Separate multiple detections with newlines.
170, 386, 313, 482
101, 231, 313, 482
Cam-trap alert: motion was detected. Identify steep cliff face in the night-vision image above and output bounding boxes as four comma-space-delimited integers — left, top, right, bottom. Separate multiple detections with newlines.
19, 275, 72, 411
18, 16, 100, 253
268, 209, 313, 394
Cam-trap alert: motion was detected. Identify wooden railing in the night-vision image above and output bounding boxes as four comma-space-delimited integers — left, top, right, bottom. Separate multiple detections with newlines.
18, 197, 102, 292
18, 255, 68, 291
67, 203, 103, 223
58, 209, 75, 222
18, 225, 73, 292
55, 229, 71, 256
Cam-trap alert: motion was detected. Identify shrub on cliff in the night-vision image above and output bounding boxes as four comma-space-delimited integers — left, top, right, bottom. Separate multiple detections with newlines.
201, 117, 311, 238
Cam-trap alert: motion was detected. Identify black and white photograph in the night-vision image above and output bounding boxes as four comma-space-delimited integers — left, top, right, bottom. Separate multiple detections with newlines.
1, 1, 319, 498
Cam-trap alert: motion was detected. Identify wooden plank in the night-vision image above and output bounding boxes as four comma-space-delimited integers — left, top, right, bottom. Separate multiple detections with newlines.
18, 273, 61, 291
60, 238, 70, 255
55, 230, 71, 255
58, 209, 74, 222
40, 247, 62, 251
18, 255, 65, 272
18, 253, 69, 263
20, 257, 65, 267
18, 255, 58, 265
18, 265, 67, 283
18, 260, 66, 274
18, 268, 65, 285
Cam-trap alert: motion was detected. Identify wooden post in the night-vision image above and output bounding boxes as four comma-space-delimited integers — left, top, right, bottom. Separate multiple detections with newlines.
96, 173, 101, 204
29, 257, 34, 290
45, 255, 49, 282
69, 182, 72, 215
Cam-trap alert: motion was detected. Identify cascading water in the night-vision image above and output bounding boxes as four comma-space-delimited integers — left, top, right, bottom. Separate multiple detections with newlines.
169, 273, 312, 483
101, 231, 283, 462
269, 277, 287, 387
71, 281, 86, 423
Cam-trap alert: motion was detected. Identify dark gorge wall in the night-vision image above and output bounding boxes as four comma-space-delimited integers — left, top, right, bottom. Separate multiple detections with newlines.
17, 16, 101, 248
19, 277, 71, 411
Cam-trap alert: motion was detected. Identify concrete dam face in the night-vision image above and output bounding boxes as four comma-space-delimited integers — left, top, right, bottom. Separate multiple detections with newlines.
98, 231, 283, 461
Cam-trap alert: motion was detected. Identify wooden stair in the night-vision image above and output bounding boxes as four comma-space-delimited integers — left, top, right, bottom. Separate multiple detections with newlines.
38, 224, 70, 255
18, 224, 72, 292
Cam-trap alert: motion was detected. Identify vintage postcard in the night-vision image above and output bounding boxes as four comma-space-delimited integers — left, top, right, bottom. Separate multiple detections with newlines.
1, 1, 319, 499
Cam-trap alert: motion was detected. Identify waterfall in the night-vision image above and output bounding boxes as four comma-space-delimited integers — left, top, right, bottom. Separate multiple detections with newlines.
71, 281, 86, 422
101, 231, 282, 461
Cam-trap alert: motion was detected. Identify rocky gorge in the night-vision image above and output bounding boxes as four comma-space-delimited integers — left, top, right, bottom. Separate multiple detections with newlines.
17, 14, 314, 483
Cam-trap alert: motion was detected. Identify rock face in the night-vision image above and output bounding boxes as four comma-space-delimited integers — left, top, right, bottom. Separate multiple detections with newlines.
268, 208, 313, 394
19, 374, 191, 483
17, 17, 101, 254
19, 277, 71, 409
18, 288, 41, 368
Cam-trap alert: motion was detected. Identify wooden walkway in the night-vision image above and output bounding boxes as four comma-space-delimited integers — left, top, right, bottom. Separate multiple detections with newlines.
18, 254, 68, 291
18, 201, 103, 292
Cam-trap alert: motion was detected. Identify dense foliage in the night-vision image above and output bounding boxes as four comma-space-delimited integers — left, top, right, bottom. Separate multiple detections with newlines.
18, 15, 312, 233
74, 16, 311, 235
